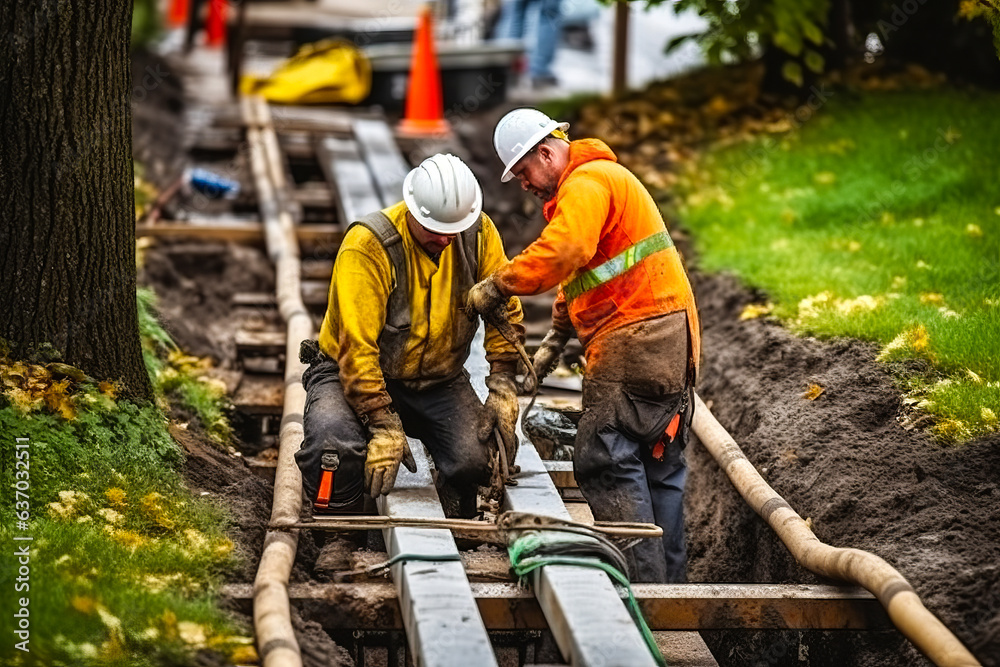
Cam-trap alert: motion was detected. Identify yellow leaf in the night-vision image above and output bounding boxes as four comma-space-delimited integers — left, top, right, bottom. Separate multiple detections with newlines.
72, 596, 98, 614
966, 369, 983, 384
141, 492, 176, 530
813, 171, 836, 185
178, 622, 207, 647
982, 408, 997, 426
802, 384, 825, 400
965, 223, 983, 238
740, 303, 773, 320
105, 488, 127, 509
920, 292, 945, 306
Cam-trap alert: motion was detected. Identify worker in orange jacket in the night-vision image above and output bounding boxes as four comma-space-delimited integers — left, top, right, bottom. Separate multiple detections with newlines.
467, 109, 700, 582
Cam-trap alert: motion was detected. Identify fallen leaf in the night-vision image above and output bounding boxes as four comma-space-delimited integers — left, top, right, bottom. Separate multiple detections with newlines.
740, 303, 773, 320
802, 383, 825, 400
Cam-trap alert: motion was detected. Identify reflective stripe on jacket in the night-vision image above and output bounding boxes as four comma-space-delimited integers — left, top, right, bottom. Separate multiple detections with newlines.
494, 139, 700, 374
318, 201, 524, 415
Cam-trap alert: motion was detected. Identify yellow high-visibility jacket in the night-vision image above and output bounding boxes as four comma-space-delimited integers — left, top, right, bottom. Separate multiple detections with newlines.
318, 201, 524, 416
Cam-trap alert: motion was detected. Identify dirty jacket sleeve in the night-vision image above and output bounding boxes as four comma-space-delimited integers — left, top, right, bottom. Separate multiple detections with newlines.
479, 214, 525, 370
327, 238, 394, 416
493, 169, 610, 296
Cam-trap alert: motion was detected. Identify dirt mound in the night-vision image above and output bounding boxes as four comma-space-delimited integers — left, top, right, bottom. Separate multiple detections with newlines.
686, 270, 1000, 666
140, 242, 277, 364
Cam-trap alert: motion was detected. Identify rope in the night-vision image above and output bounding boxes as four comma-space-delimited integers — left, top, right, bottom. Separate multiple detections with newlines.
507, 532, 667, 667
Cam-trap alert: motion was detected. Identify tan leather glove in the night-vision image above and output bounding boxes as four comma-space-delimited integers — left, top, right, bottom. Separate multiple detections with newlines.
521, 327, 571, 395
364, 407, 417, 498
465, 275, 507, 323
478, 372, 520, 473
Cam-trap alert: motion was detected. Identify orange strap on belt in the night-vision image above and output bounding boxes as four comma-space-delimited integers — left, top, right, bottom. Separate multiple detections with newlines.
315, 469, 335, 509
652, 412, 682, 462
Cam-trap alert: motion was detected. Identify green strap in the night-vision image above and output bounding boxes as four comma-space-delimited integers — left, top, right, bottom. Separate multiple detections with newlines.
508, 535, 668, 667
564, 231, 674, 301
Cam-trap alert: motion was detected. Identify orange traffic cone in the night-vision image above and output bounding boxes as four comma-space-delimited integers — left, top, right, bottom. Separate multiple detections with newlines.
167, 0, 190, 27
205, 0, 227, 48
397, 6, 451, 137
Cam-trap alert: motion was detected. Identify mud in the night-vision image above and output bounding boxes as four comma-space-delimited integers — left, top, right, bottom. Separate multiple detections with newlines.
685, 270, 1000, 666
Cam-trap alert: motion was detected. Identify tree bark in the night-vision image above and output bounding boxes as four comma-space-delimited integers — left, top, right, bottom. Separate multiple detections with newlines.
0, 0, 153, 400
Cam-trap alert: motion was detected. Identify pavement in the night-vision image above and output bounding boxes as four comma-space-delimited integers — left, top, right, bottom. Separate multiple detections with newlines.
505, 0, 708, 102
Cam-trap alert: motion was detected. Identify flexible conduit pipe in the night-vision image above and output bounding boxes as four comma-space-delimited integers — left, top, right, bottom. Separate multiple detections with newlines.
691, 392, 980, 666
244, 96, 312, 667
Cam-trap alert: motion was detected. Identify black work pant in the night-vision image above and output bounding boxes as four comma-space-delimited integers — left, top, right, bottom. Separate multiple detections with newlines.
295, 360, 490, 516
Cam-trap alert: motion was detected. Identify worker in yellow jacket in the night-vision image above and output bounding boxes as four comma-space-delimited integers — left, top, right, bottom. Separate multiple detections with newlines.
468, 109, 700, 582
296, 154, 524, 517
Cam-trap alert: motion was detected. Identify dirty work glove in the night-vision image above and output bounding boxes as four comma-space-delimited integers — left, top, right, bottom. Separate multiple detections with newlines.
478, 372, 520, 473
364, 407, 417, 498
466, 275, 508, 324
521, 327, 571, 395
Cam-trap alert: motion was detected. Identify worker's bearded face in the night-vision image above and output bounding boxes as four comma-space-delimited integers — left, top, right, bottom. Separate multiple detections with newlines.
406, 213, 457, 256
512, 152, 559, 202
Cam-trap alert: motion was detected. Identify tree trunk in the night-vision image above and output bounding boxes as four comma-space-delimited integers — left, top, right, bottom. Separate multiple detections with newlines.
0, 0, 153, 401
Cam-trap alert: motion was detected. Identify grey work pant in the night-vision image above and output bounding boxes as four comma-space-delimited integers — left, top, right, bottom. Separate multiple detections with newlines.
573, 311, 692, 583
294, 360, 490, 516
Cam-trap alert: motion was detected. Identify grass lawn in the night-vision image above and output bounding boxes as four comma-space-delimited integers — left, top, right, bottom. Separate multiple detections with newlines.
675, 88, 1000, 441
0, 290, 254, 666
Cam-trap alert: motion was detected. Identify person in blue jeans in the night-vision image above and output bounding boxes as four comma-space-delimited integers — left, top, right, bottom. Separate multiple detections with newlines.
496, 0, 562, 87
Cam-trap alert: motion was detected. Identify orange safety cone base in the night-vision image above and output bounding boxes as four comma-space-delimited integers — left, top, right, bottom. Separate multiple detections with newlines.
397, 117, 452, 138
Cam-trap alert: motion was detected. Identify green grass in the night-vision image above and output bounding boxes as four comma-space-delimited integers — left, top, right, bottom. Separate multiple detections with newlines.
0, 292, 252, 666
675, 89, 1000, 441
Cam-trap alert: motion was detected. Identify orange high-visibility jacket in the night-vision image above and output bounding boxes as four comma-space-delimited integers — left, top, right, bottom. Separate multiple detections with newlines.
494, 139, 700, 373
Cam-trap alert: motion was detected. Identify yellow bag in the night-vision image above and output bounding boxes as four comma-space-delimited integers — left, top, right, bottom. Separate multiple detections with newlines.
240, 39, 371, 105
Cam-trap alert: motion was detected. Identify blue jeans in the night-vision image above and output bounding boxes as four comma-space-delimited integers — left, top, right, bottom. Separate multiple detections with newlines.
575, 379, 689, 583
497, 0, 562, 79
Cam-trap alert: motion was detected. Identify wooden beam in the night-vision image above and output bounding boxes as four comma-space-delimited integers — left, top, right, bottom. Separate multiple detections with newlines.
220, 582, 890, 631
136, 221, 343, 253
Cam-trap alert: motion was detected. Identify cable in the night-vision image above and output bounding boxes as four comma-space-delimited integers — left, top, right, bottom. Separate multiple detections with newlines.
507, 532, 667, 667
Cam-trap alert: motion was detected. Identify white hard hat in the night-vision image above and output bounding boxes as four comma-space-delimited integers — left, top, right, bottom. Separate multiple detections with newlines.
493, 108, 570, 183
403, 153, 483, 235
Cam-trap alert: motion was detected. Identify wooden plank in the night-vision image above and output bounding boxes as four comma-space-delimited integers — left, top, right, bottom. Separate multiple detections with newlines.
315, 135, 383, 225
232, 280, 328, 308
232, 373, 285, 415
220, 582, 889, 631
301, 259, 333, 281
136, 221, 344, 251
352, 118, 409, 206
236, 330, 288, 357
377, 442, 499, 666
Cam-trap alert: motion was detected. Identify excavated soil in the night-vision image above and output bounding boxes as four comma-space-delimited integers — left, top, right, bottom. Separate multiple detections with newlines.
686, 271, 1000, 666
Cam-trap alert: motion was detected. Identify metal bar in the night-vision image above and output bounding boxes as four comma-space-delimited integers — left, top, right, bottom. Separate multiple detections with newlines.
315, 135, 384, 226
274, 516, 663, 541
222, 582, 889, 631
377, 440, 498, 667
352, 118, 409, 206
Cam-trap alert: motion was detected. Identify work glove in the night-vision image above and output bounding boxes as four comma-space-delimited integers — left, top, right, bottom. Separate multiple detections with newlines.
363, 407, 417, 498
520, 327, 571, 395
478, 371, 520, 474
465, 275, 508, 324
